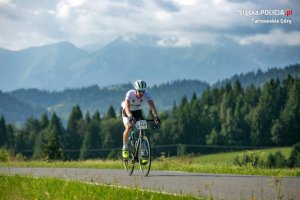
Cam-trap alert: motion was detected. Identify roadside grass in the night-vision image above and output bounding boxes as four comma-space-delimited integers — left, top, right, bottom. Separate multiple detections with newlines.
152, 147, 300, 176
1, 147, 299, 177
153, 158, 300, 176
0, 159, 123, 169
190, 147, 292, 164
0, 174, 200, 200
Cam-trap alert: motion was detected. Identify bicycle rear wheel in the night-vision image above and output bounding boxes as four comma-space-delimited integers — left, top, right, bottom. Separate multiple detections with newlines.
138, 135, 151, 176
124, 138, 135, 175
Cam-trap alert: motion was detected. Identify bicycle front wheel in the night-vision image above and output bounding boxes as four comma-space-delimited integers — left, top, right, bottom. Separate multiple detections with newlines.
124, 138, 135, 175
138, 135, 151, 176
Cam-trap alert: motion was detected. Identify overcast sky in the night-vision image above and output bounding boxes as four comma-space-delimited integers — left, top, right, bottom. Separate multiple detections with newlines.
0, 0, 299, 50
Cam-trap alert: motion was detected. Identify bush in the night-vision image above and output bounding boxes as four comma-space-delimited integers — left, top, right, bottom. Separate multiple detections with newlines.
107, 150, 119, 159
0, 148, 10, 162
288, 143, 300, 167
15, 153, 27, 161
266, 151, 287, 168
233, 150, 265, 167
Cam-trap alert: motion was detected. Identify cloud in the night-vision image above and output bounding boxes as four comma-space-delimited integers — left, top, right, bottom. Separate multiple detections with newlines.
0, 0, 11, 5
239, 29, 300, 46
157, 37, 192, 47
0, 0, 299, 50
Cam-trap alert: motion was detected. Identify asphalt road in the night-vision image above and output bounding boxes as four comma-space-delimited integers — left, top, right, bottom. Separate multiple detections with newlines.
1, 167, 300, 199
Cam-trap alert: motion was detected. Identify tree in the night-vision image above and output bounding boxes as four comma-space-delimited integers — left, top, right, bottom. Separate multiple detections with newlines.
5, 124, 15, 149
0, 116, 7, 147
85, 111, 91, 124
67, 105, 83, 132
65, 105, 84, 159
106, 105, 116, 118
233, 80, 242, 97
250, 79, 282, 146
32, 114, 49, 159
92, 111, 101, 121
24, 116, 41, 151
45, 113, 63, 160
33, 130, 45, 159
275, 78, 300, 145
80, 119, 101, 160
40, 113, 49, 129
100, 118, 123, 158
206, 129, 224, 145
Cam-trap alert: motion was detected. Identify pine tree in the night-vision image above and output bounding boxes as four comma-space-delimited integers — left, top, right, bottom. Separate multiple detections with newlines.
233, 80, 242, 97
85, 111, 91, 124
80, 119, 101, 160
45, 113, 63, 160
67, 105, 83, 132
276, 77, 300, 144
0, 116, 7, 147
106, 106, 116, 118
250, 79, 281, 146
31, 114, 49, 159
65, 105, 83, 159
92, 111, 101, 121
6, 124, 15, 149
24, 116, 41, 150
33, 132, 44, 159
40, 113, 49, 129
206, 128, 224, 145
100, 118, 123, 158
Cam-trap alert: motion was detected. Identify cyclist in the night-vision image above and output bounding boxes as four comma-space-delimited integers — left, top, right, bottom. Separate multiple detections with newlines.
121, 80, 160, 163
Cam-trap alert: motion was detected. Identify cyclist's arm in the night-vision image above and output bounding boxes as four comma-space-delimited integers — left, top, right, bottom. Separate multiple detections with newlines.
147, 99, 158, 117
124, 99, 132, 117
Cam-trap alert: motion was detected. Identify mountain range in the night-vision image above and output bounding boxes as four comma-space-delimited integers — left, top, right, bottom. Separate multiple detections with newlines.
1, 80, 209, 124
1, 35, 300, 92
1, 63, 300, 125
1, 62, 300, 125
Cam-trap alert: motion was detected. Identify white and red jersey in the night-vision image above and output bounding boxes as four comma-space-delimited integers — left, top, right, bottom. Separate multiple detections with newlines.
121, 90, 152, 111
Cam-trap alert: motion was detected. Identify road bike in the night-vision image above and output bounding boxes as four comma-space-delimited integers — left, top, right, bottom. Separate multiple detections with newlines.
123, 119, 156, 176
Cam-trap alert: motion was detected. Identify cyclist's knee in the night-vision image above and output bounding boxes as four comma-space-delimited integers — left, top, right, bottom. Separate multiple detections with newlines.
124, 123, 131, 131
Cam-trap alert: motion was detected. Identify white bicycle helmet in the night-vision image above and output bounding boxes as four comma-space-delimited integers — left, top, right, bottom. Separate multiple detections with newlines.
134, 80, 147, 91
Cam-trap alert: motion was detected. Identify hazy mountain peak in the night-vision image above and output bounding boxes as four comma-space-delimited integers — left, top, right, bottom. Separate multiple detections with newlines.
1, 37, 300, 91
120, 34, 160, 46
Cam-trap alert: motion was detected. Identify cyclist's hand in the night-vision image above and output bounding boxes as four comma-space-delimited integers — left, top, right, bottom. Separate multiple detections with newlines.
154, 115, 160, 127
129, 116, 136, 123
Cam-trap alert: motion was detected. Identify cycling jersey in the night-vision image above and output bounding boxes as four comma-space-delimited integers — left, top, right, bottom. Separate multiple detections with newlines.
121, 90, 152, 111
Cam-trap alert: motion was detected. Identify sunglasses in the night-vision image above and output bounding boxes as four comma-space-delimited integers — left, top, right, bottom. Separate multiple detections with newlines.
137, 90, 145, 94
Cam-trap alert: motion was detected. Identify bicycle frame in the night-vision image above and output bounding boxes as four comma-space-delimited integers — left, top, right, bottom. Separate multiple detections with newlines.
124, 119, 154, 176
127, 120, 147, 160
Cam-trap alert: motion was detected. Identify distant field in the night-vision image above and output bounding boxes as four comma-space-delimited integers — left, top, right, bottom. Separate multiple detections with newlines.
1, 147, 299, 176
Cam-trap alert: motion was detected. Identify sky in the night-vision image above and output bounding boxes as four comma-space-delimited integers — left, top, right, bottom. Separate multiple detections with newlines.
0, 0, 299, 50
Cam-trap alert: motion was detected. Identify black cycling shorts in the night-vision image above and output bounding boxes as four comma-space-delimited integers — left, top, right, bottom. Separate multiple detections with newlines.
122, 109, 144, 120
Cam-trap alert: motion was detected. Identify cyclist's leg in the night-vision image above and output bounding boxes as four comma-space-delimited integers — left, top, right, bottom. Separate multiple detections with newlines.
135, 110, 144, 137
140, 139, 149, 165
122, 116, 131, 159
123, 123, 131, 146
134, 110, 148, 163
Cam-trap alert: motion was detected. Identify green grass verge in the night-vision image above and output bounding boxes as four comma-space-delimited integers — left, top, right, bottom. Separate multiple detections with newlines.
0, 174, 200, 200
153, 158, 300, 176
1, 147, 299, 177
191, 147, 292, 164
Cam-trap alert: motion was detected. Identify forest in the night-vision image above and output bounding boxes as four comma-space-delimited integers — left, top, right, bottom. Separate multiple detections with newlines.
0, 75, 299, 160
